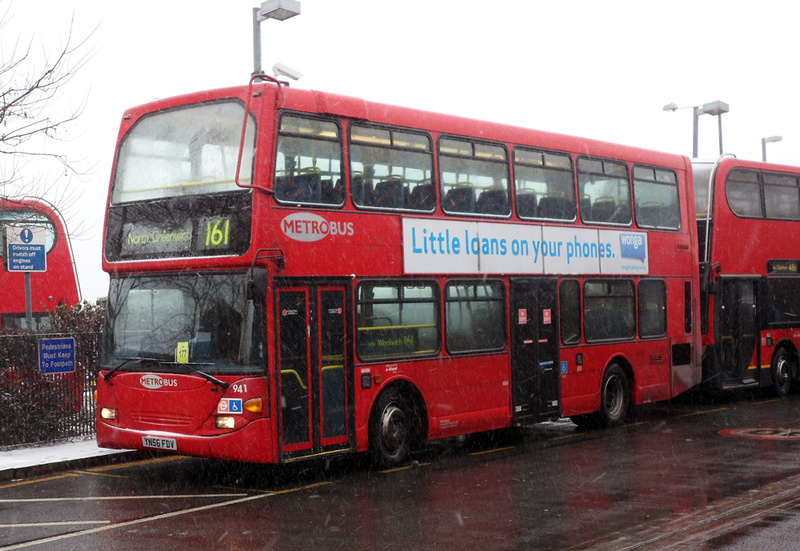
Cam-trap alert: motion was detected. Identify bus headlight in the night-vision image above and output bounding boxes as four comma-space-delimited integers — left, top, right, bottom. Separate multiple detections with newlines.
100, 407, 116, 420
216, 416, 236, 430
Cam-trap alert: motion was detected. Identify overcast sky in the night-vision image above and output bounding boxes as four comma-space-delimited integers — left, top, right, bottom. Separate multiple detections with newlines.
4, 0, 799, 300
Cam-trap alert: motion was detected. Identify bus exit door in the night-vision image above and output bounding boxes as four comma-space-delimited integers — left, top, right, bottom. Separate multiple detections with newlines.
718, 278, 759, 385
510, 279, 561, 423
277, 285, 350, 460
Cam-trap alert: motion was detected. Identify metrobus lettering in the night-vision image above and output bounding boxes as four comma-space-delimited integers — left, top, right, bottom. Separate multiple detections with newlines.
140, 375, 178, 389
281, 213, 354, 242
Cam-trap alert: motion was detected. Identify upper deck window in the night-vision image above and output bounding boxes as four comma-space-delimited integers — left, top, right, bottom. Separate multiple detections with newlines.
112, 100, 255, 204
725, 169, 763, 218
439, 138, 510, 217
725, 168, 800, 220
349, 125, 434, 212
578, 157, 631, 225
763, 172, 800, 220
275, 115, 343, 207
633, 166, 680, 229
513, 148, 575, 221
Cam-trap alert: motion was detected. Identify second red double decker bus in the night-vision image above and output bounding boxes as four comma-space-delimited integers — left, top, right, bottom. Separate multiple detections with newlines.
694, 156, 800, 395
95, 77, 701, 465
0, 197, 81, 330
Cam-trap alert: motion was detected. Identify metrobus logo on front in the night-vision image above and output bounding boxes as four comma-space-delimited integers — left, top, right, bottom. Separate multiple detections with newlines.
281, 213, 353, 242
140, 374, 178, 389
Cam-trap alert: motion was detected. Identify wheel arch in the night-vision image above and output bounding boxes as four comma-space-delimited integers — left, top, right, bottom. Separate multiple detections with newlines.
368, 378, 429, 443
770, 340, 800, 393
605, 355, 635, 402
771, 339, 799, 372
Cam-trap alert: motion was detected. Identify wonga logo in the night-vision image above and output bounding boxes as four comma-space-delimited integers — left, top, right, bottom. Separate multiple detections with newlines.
619, 233, 647, 262
281, 213, 354, 242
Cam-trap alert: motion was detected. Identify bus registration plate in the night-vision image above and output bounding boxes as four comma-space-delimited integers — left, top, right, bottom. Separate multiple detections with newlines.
142, 436, 177, 451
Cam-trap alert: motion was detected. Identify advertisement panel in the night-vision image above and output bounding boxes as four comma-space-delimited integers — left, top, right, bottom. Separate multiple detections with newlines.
402, 218, 648, 275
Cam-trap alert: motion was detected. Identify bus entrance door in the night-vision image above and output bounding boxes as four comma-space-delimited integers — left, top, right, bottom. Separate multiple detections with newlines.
510, 279, 561, 423
718, 278, 759, 385
277, 285, 349, 460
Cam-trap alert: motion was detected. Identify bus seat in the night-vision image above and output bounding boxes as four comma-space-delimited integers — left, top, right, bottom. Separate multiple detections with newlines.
351, 175, 374, 206
592, 197, 616, 222
274, 174, 291, 199
408, 183, 435, 210
537, 195, 573, 220
319, 179, 334, 204
332, 179, 345, 204
516, 190, 537, 218
476, 187, 509, 215
373, 178, 404, 208
580, 195, 592, 221
276, 172, 319, 203
444, 184, 475, 214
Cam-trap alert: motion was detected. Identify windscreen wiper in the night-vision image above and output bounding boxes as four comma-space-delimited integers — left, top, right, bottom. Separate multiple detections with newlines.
104, 357, 229, 390
103, 356, 153, 382
178, 361, 230, 390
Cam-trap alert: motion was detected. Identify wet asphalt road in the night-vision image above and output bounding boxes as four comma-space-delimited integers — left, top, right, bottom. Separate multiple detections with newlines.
3, 388, 800, 550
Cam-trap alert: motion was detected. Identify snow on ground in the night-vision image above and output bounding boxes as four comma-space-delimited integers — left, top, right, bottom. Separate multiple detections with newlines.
0, 438, 129, 472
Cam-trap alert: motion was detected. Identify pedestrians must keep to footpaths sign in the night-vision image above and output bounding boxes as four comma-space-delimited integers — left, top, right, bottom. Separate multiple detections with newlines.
39, 337, 76, 374
5, 226, 47, 272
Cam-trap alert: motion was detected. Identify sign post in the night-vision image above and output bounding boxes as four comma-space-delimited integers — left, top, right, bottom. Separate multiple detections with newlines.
4, 227, 47, 327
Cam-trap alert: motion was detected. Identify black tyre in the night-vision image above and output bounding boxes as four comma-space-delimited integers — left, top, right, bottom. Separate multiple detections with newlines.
598, 364, 630, 427
370, 388, 421, 466
772, 347, 794, 397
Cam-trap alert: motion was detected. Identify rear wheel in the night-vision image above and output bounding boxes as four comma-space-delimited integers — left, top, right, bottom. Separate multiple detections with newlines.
598, 364, 630, 427
370, 388, 422, 466
772, 347, 794, 397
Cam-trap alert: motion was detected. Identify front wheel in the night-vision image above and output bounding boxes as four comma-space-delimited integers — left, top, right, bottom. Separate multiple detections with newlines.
598, 364, 631, 427
370, 389, 422, 466
772, 347, 795, 397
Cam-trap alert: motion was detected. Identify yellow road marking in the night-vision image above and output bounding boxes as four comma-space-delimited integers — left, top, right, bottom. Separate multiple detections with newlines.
0, 472, 81, 490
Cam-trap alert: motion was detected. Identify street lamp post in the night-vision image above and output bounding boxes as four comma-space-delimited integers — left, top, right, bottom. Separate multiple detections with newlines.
761, 135, 782, 162
663, 100, 730, 158
252, 0, 301, 76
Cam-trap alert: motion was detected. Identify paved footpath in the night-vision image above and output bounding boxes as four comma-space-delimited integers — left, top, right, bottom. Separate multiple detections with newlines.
0, 438, 139, 481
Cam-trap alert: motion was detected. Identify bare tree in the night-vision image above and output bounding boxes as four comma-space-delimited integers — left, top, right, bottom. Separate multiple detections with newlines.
0, 3, 95, 203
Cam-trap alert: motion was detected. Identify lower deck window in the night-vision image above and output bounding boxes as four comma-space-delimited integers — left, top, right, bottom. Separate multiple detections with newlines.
445, 281, 505, 353
559, 279, 581, 344
356, 282, 439, 360
638, 279, 666, 337
583, 280, 635, 341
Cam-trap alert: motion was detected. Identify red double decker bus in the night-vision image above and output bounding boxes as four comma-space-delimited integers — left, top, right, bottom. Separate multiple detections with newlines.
695, 157, 800, 394
0, 197, 81, 329
95, 77, 701, 465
